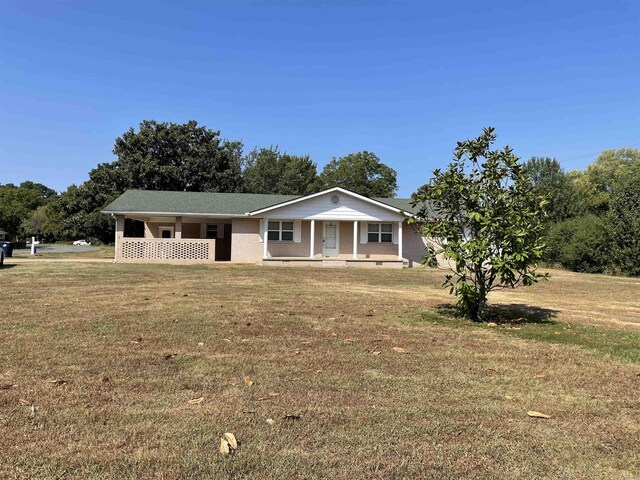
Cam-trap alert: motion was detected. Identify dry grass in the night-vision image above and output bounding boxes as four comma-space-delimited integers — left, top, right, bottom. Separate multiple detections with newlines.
1, 262, 639, 479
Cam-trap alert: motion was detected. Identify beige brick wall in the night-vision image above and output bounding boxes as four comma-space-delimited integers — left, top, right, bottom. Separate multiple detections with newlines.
231, 218, 262, 263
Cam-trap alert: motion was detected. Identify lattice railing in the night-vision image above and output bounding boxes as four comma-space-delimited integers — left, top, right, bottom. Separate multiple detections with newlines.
117, 238, 216, 264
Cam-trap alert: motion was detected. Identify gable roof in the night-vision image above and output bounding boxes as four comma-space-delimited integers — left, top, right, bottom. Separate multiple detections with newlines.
248, 187, 411, 216
102, 189, 422, 217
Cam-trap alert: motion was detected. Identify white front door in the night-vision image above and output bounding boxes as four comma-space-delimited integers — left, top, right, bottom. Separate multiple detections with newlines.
323, 222, 339, 257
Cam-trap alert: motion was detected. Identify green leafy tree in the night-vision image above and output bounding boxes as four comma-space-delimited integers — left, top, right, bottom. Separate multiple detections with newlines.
316, 151, 397, 197
525, 157, 584, 223
572, 148, 640, 215
0, 182, 57, 240
54, 120, 244, 244
608, 161, 640, 275
243, 146, 317, 195
411, 128, 548, 321
545, 215, 610, 273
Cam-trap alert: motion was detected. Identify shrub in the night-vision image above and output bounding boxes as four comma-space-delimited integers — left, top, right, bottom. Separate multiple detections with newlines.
546, 215, 610, 273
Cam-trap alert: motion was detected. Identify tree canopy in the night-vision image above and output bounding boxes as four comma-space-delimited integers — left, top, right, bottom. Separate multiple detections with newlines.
411, 128, 547, 321
0, 182, 57, 240
524, 157, 583, 223
243, 146, 317, 195
316, 151, 397, 197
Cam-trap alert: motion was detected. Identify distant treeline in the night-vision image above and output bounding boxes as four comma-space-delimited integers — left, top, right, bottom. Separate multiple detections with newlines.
1, 120, 638, 276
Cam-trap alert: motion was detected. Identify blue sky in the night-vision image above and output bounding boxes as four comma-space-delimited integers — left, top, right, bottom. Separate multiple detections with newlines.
1, 1, 639, 197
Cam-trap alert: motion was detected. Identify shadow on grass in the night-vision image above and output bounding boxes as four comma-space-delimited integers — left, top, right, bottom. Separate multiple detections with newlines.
0, 264, 17, 269
435, 303, 560, 325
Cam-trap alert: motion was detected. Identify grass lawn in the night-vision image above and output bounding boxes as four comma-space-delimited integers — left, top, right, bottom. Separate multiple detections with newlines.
1, 262, 639, 479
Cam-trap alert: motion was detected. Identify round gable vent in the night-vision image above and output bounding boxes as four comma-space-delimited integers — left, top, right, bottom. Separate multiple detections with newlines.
330, 195, 340, 205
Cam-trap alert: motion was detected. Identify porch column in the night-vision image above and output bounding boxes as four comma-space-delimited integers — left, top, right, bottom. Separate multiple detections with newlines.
114, 215, 124, 263
309, 220, 315, 258
352, 220, 358, 259
263, 218, 269, 259
175, 216, 182, 239
398, 221, 403, 260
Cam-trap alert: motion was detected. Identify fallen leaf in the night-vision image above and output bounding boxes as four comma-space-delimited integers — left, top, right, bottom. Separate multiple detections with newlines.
366, 310, 375, 316
328, 317, 336, 320
505, 395, 513, 400
266, 418, 276, 425
486, 322, 497, 327
343, 338, 354, 344
527, 410, 551, 419
294, 349, 301, 354
224, 432, 238, 449
101, 376, 110, 383
223, 338, 231, 343
49, 379, 67, 386
188, 397, 204, 405
301, 341, 311, 346
164, 354, 177, 360
19, 399, 30, 406
256, 392, 280, 401
392, 347, 407, 353
219, 438, 230, 455
486, 368, 499, 374
197, 342, 205, 347
284, 414, 301, 421
0, 384, 17, 389
268, 391, 279, 397
244, 378, 254, 386
533, 374, 545, 379
44, 303, 51, 307
372, 351, 381, 356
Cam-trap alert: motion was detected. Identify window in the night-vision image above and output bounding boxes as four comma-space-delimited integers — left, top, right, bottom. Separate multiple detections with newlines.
206, 224, 218, 239
368, 223, 393, 243
268, 221, 294, 241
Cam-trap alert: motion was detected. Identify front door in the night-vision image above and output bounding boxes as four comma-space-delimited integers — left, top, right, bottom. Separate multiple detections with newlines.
159, 227, 174, 238
323, 222, 339, 257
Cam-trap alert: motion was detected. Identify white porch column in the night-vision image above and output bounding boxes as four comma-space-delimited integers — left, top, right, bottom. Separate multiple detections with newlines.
309, 220, 315, 258
352, 220, 358, 259
263, 218, 269, 259
114, 215, 124, 263
175, 216, 182, 239
398, 221, 403, 260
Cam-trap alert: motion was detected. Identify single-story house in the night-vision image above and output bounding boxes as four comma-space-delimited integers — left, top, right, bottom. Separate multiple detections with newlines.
102, 187, 433, 268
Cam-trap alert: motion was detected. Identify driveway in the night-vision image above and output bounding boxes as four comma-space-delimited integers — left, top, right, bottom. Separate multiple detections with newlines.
13, 244, 99, 255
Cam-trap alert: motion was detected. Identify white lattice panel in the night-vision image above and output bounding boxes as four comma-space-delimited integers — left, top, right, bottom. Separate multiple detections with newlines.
118, 239, 216, 264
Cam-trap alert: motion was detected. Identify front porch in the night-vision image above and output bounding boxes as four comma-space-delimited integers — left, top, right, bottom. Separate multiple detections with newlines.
261, 219, 404, 262
114, 214, 231, 264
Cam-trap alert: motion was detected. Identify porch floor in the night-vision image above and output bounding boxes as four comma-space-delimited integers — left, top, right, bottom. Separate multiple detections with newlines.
263, 257, 405, 268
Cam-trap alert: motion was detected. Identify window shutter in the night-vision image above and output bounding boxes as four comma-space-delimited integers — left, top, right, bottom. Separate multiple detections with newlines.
200, 223, 207, 239
293, 220, 302, 243
360, 221, 368, 244
258, 219, 264, 243
393, 222, 399, 245
217, 224, 225, 239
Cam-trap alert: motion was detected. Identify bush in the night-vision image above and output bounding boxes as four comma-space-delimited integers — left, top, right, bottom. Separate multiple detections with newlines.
546, 215, 610, 273
608, 162, 640, 276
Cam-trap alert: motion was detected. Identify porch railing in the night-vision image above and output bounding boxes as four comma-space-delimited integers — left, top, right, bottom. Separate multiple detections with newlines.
117, 238, 216, 264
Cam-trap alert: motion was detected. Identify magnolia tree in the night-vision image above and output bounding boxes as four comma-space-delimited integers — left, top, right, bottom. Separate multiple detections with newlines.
411, 128, 548, 321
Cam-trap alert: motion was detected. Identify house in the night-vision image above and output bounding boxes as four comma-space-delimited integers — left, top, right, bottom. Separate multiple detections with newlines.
102, 187, 433, 268
0, 229, 6, 240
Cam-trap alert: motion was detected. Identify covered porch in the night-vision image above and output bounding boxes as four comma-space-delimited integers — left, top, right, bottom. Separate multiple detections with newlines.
260, 219, 405, 268
113, 214, 232, 264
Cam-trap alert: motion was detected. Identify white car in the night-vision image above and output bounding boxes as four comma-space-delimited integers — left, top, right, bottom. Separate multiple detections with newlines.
73, 240, 91, 246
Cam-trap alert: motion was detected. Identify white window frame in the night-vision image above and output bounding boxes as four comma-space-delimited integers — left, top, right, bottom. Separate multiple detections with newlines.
367, 223, 393, 243
268, 220, 294, 242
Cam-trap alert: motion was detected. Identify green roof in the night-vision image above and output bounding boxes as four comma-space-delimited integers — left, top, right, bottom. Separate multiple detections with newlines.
102, 189, 418, 216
